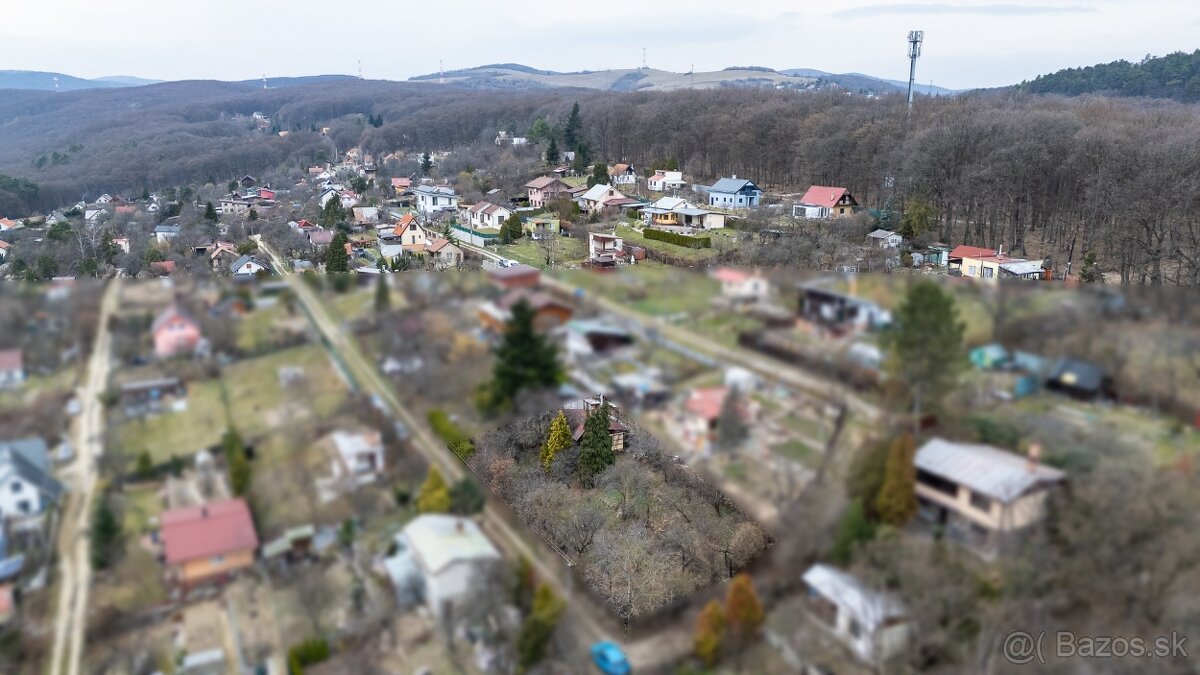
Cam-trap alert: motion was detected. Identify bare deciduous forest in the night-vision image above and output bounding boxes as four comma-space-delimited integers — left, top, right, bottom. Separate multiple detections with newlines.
3, 80, 1200, 283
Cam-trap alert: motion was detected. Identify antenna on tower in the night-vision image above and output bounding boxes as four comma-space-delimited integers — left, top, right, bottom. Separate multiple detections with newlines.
439, 60, 445, 84
358, 59, 363, 80
53, 76, 59, 93
906, 30, 924, 113
262, 74, 268, 90
642, 47, 647, 70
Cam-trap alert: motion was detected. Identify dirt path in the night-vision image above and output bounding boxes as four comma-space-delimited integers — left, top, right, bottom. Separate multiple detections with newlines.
49, 280, 120, 675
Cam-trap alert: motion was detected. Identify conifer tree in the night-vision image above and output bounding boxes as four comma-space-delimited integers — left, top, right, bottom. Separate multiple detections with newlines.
374, 272, 390, 312
563, 102, 583, 151
485, 299, 562, 410
544, 138, 559, 165
417, 465, 451, 513
717, 386, 748, 450
694, 599, 725, 667
577, 402, 615, 487
724, 572, 765, 649
541, 410, 573, 473
325, 231, 349, 272
875, 433, 918, 526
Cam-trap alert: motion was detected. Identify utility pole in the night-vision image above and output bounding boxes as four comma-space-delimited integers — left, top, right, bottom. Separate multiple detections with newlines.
906, 30, 924, 113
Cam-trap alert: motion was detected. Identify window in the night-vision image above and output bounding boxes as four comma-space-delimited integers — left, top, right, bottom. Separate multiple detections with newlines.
17, 500, 31, 514
11, 481, 21, 493
969, 491, 992, 513
211, 555, 225, 565
848, 618, 863, 638
968, 265, 977, 276
983, 267, 994, 279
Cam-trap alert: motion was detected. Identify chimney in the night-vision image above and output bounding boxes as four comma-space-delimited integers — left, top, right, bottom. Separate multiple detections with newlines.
1026, 442, 1042, 474
997, 244, 1004, 258
731, 174, 738, 180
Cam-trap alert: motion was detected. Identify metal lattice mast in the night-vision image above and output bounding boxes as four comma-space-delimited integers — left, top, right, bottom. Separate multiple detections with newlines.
906, 30, 924, 112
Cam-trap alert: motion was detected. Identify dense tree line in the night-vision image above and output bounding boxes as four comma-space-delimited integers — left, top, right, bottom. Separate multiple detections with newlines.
1022, 50, 1200, 102
5, 80, 1200, 283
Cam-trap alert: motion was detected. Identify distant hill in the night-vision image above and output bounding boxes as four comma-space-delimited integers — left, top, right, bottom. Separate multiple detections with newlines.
93, 75, 163, 87
409, 63, 960, 96
410, 64, 819, 92
1020, 50, 1200, 102
0, 71, 137, 92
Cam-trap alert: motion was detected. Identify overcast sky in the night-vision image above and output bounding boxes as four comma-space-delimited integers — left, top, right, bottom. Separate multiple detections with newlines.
4, 0, 1198, 90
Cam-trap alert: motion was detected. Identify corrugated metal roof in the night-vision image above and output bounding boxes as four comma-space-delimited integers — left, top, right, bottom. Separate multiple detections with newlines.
916, 438, 1064, 502
803, 564, 904, 631
403, 515, 500, 575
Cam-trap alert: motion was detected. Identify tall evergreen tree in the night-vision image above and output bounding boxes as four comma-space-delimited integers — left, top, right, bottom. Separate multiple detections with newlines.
588, 161, 608, 188
90, 495, 122, 570
724, 572, 765, 650
577, 402, 615, 487
875, 433, 918, 527
717, 386, 748, 451
324, 231, 350, 272
204, 201, 218, 221
319, 197, 344, 227
500, 213, 524, 244
516, 584, 565, 672
486, 299, 562, 410
1078, 251, 1102, 283
420, 152, 434, 175
540, 410, 573, 473
883, 280, 966, 431
374, 273, 390, 312
224, 428, 252, 497
544, 138, 559, 165
563, 102, 583, 151
417, 465, 451, 513
831, 497, 875, 565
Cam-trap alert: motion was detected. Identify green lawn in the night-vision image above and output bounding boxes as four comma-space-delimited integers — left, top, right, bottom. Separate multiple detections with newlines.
0, 367, 78, 411
615, 224, 721, 262
557, 263, 720, 317
94, 485, 168, 613
495, 235, 588, 268
772, 439, 817, 467
114, 345, 348, 465
235, 303, 289, 352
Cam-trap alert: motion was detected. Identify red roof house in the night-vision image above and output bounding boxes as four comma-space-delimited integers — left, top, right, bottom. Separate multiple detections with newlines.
160, 498, 258, 587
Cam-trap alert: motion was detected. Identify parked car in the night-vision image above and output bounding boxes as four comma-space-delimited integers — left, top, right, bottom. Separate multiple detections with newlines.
591, 641, 631, 675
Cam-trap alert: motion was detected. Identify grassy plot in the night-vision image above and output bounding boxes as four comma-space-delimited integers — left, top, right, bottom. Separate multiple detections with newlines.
93, 485, 168, 613
495, 235, 588, 268
114, 345, 348, 465
615, 224, 722, 262
557, 263, 720, 316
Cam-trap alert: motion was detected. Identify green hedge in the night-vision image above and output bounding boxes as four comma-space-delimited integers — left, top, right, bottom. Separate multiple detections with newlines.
287, 638, 330, 675
643, 228, 712, 249
428, 409, 476, 460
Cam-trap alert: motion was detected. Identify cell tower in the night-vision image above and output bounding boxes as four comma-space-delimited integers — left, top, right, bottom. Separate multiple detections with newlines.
906, 30, 924, 112
262, 74, 267, 90
642, 47, 647, 70
439, 60, 446, 84
53, 76, 59, 93
358, 59, 363, 80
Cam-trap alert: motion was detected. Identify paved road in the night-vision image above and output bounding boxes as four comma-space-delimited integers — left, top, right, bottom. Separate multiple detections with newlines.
254, 241, 674, 666
49, 280, 120, 675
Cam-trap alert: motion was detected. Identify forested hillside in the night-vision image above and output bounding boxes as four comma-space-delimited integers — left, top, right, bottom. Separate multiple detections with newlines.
2, 80, 1200, 284
1021, 51, 1200, 102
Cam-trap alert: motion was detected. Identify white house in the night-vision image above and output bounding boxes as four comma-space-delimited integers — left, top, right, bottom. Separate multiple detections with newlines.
867, 229, 903, 250
385, 515, 502, 620
414, 185, 460, 215
588, 232, 624, 266
802, 564, 909, 665
219, 198, 253, 216
706, 176, 762, 209
95, 194, 113, 204
154, 224, 180, 243
330, 430, 385, 482
795, 186, 859, 219
608, 163, 638, 186
230, 254, 270, 277
578, 184, 626, 214
647, 170, 685, 192
642, 197, 727, 230
461, 202, 512, 230
0, 438, 65, 526
710, 268, 770, 302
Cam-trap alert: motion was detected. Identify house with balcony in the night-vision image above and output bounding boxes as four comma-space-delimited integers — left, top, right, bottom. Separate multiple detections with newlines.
914, 438, 1065, 553
525, 176, 572, 208
647, 170, 686, 192
588, 232, 624, 267
642, 197, 727, 231
413, 185, 460, 215
795, 186, 859, 219
608, 163, 638, 186
706, 176, 762, 209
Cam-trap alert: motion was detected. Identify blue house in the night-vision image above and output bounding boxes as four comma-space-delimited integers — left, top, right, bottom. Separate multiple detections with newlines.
706, 176, 762, 209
